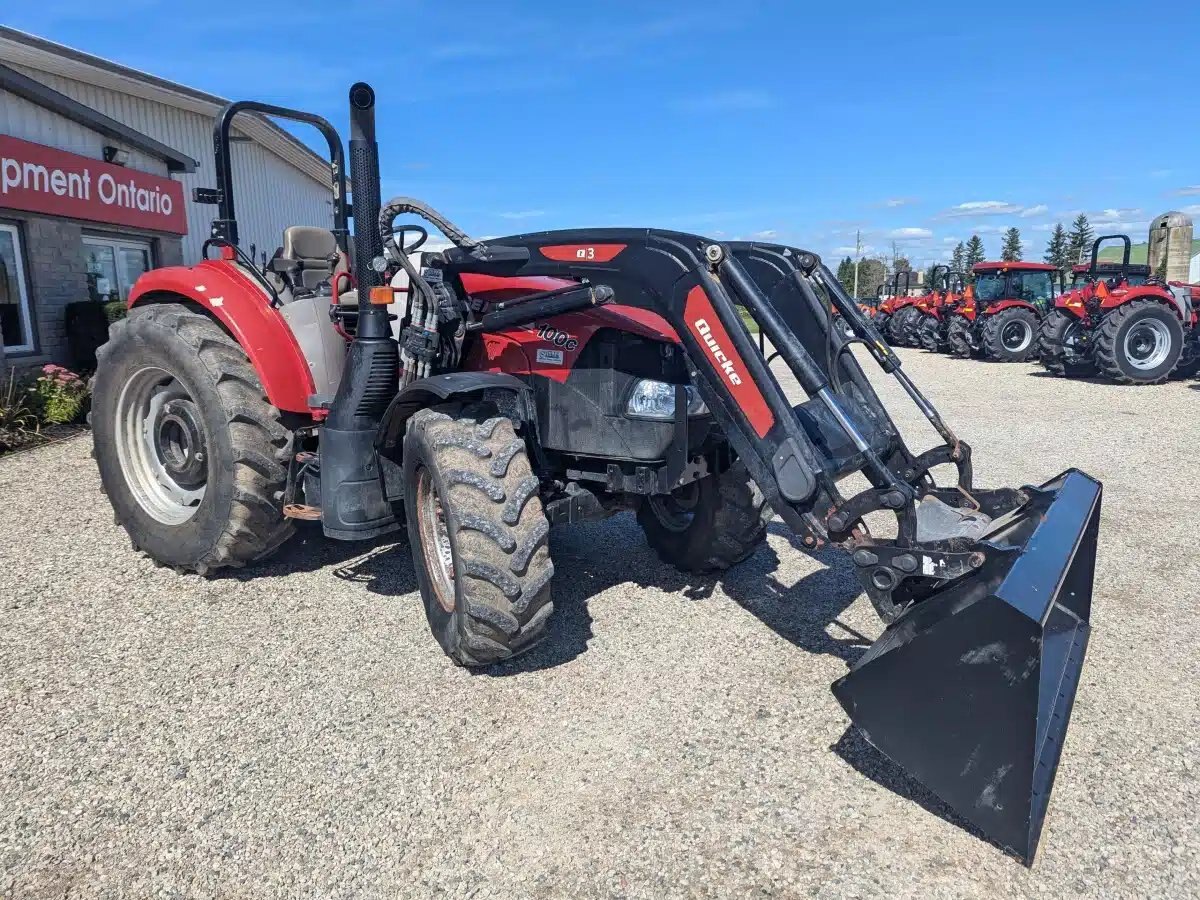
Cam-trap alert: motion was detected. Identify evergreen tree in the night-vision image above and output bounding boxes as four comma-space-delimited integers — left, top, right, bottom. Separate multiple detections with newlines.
1001, 227, 1023, 261
835, 256, 855, 293
1043, 223, 1069, 274
964, 235, 986, 281
1066, 214, 1094, 267
950, 241, 966, 275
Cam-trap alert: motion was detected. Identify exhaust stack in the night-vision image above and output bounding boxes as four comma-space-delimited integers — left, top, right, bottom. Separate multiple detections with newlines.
320, 81, 401, 541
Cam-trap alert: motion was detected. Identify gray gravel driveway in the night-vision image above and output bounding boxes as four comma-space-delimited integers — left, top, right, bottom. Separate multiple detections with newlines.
1, 350, 1197, 897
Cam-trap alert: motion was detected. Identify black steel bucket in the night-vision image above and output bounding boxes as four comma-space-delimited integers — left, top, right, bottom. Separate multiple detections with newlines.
832, 469, 1102, 864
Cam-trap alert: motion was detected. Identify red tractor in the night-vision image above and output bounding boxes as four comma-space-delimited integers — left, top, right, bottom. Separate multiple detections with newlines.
912, 267, 967, 352
1038, 235, 1199, 383
872, 271, 918, 345
946, 261, 1058, 362
90, 84, 1103, 863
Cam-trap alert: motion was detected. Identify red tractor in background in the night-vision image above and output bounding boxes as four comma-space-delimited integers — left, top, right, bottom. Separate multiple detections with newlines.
913, 267, 967, 352
874, 271, 920, 346
1039, 235, 1199, 383
87, 83, 1104, 864
946, 261, 1058, 362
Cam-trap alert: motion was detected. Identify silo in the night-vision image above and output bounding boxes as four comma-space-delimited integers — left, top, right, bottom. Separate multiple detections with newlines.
1147, 211, 1193, 283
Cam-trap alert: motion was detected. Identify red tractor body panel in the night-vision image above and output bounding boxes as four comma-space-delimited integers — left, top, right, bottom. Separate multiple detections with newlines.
462, 302, 680, 385
127, 260, 317, 415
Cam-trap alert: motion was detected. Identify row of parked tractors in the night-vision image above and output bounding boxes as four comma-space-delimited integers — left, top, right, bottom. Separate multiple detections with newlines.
853, 234, 1200, 385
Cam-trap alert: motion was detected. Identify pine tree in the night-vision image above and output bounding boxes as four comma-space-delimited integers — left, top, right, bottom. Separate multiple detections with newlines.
1043, 223, 1069, 274
950, 241, 966, 275
1001, 227, 1023, 262
1066, 214, 1094, 267
835, 256, 855, 293
964, 235, 986, 281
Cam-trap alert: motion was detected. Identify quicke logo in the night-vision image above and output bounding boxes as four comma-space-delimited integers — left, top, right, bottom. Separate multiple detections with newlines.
694, 318, 742, 386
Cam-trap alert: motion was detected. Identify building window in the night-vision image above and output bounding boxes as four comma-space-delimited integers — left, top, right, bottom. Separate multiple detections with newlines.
0, 223, 35, 353
83, 236, 152, 302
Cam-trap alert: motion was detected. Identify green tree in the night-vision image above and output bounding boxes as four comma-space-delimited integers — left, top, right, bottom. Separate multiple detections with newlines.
950, 241, 966, 275
964, 235, 986, 281
835, 256, 855, 293
1066, 213, 1094, 267
1043, 223, 1069, 275
1001, 227, 1023, 262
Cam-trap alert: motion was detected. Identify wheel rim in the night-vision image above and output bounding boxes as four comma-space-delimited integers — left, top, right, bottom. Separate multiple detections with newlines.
115, 367, 208, 525
648, 482, 701, 533
415, 466, 456, 612
1123, 318, 1173, 371
1001, 319, 1033, 353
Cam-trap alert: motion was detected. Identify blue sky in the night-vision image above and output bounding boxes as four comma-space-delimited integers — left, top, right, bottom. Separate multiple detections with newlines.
9, 0, 1200, 265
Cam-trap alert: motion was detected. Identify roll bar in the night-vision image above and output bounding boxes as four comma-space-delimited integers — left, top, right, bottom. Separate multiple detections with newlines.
196, 100, 350, 252
1088, 234, 1131, 275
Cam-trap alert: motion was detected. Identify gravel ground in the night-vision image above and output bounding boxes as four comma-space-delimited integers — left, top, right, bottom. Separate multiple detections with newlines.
1, 350, 1197, 898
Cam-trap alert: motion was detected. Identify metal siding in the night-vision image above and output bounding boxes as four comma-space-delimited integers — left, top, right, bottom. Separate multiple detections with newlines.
2, 63, 333, 263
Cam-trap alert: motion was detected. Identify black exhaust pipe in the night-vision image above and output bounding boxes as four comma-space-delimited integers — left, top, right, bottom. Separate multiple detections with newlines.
320, 81, 401, 540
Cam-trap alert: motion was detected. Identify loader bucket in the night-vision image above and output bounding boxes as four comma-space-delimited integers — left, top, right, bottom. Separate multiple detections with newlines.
832, 469, 1101, 864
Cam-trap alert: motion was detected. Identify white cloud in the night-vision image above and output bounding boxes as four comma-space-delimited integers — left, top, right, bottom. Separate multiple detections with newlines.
887, 227, 933, 240
882, 197, 917, 208
752, 229, 778, 239
1019, 204, 1049, 218
497, 210, 546, 220
1172, 186, 1200, 196
944, 200, 1024, 217
833, 244, 876, 256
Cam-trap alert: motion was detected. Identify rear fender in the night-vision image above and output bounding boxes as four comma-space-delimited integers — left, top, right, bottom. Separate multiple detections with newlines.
1100, 286, 1186, 319
375, 372, 532, 456
984, 299, 1038, 316
128, 261, 316, 414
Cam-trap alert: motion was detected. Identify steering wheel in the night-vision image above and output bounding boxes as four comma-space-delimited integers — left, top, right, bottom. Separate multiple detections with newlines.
390, 224, 428, 255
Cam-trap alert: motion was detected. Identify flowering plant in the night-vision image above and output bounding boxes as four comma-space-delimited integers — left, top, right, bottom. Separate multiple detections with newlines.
33, 364, 89, 425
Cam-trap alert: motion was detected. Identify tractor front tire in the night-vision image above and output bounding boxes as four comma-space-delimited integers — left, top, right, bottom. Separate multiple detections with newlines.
91, 302, 294, 573
946, 316, 974, 358
637, 460, 768, 573
1094, 300, 1185, 385
402, 404, 554, 666
981, 307, 1039, 362
1037, 309, 1097, 377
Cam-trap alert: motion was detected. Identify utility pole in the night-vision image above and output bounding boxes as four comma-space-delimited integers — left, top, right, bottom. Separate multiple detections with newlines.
852, 229, 862, 297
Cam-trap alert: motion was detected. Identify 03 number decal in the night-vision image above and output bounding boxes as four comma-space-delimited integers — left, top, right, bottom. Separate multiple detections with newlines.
536, 324, 579, 351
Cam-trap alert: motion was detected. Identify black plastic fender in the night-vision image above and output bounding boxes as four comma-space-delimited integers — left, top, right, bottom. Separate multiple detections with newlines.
375, 372, 532, 454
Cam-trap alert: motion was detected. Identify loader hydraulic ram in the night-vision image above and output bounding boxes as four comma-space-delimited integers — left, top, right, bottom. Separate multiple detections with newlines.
427, 228, 1101, 864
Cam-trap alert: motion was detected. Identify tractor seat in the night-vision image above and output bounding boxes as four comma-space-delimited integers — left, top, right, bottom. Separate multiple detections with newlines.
272, 226, 343, 292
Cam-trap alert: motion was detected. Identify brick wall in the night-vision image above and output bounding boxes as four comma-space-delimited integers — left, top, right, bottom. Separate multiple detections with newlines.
22, 215, 89, 366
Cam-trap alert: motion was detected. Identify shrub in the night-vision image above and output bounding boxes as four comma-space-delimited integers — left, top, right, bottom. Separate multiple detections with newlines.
31, 364, 89, 425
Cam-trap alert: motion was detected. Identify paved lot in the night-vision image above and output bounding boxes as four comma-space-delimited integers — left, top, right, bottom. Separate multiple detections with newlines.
1, 350, 1198, 898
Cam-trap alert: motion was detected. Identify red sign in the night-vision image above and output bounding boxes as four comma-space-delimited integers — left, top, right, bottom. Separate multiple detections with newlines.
0, 135, 187, 234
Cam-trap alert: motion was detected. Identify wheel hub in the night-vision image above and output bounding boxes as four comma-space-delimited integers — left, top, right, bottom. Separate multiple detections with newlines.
1124, 319, 1171, 371
155, 399, 207, 489
1001, 320, 1032, 352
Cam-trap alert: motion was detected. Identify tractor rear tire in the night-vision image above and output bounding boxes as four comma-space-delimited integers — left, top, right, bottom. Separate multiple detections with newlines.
946, 316, 974, 358
981, 307, 1039, 362
917, 316, 940, 351
637, 460, 768, 573
91, 303, 294, 574
1037, 309, 1097, 377
402, 403, 554, 667
1094, 300, 1184, 385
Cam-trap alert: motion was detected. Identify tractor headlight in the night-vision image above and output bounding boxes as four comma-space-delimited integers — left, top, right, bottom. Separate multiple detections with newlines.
626, 379, 709, 420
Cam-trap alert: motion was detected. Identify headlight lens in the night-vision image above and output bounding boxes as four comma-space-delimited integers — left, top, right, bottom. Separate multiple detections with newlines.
626, 379, 709, 419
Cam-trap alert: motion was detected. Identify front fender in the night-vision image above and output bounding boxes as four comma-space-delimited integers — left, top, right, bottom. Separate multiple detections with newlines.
129, 260, 316, 414
376, 372, 531, 453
